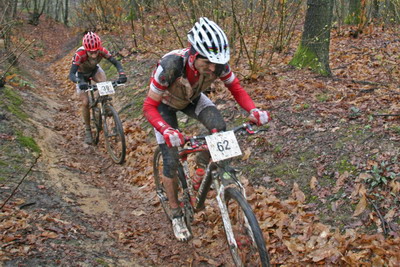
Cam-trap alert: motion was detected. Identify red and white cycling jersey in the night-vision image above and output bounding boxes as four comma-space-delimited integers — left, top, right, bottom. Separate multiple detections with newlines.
144, 48, 256, 133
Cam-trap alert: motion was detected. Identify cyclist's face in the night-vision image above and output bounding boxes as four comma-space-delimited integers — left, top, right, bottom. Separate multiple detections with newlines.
87, 50, 99, 58
195, 58, 216, 74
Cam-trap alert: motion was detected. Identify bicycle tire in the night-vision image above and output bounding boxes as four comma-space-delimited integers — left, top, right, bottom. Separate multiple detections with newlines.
223, 187, 270, 267
102, 104, 126, 164
90, 106, 102, 145
153, 146, 173, 221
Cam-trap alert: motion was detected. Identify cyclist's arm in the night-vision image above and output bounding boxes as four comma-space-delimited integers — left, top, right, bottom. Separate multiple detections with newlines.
69, 51, 83, 83
143, 90, 170, 133
143, 54, 186, 132
220, 67, 256, 112
107, 56, 125, 73
69, 64, 79, 83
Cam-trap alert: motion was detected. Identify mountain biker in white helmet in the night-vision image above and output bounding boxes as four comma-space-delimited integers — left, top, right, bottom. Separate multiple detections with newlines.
143, 17, 271, 241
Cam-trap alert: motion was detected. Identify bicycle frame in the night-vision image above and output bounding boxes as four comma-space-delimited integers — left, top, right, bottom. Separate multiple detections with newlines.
177, 133, 260, 265
177, 130, 249, 216
87, 86, 112, 110
84, 80, 127, 164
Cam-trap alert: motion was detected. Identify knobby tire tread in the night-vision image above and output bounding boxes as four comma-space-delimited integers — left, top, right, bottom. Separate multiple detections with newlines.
224, 187, 270, 267
153, 147, 173, 221
103, 104, 126, 164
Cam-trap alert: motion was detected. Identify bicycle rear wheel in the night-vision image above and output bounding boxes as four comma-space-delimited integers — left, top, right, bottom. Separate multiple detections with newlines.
153, 147, 193, 225
223, 187, 270, 267
90, 106, 102, 145
102, 104, 126, 164
153, 146, 173, 221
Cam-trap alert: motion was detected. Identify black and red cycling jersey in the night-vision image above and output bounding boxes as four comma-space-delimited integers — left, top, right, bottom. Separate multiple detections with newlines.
68, 46, 124, 83
143, 48, 256, 133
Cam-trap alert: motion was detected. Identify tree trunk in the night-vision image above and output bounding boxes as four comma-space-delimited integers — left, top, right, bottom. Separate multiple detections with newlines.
289, 0, 333, 76
28, 0, 47, 26
346, 0, 361, 24
372, 0, 379, 19
64, 0, 69, 26
12, 0, 18, 18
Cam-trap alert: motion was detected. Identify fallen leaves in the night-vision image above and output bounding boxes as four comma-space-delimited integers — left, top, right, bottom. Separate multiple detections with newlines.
310, 176, 318, 190
292, 182, 306, 203
0, 201, 86, 261
353, 194, 368, 217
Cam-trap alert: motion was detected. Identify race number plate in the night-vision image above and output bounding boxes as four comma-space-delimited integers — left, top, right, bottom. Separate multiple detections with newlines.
205, 131, 242, 162
97, 81, 115, 96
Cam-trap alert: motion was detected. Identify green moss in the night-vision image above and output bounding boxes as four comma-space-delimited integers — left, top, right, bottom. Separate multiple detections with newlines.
344, 14, 361, 25
335, 157, 357, 175
269, 162, 300, 179
5, 87, 23, 105
295, 103, 310, 110
16, 132, 41, 153
316, 93, 330, 102
289, 44, 330, 76
273, 144, 283, 153
2, 86, 28, 120
308, 195, 319, 203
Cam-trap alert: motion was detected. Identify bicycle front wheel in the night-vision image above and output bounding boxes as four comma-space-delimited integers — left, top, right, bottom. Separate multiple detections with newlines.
224, 187, 270, 267
102, 104, 126, 164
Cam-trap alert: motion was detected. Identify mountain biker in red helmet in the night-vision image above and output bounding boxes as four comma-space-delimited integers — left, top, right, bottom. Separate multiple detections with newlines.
143, 17, 271, 241
69, 31, 127, 144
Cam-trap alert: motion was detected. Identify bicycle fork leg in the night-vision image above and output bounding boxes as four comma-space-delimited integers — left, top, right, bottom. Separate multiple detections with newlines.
216, 185, 243, 267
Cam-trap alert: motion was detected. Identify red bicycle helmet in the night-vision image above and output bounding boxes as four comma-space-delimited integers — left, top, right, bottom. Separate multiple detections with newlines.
82, 32, 102, 51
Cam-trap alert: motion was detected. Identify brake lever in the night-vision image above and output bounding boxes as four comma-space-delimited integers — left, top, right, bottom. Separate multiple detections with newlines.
246, 124, 255, 134
245, 123, 269, 134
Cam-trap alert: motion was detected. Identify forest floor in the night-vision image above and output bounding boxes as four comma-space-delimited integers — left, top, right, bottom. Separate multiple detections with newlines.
1, 16, 399, 266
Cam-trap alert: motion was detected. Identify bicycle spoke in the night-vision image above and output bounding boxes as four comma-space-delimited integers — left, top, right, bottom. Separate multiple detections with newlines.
223, 187, 270, 267
103, 105, 126, 164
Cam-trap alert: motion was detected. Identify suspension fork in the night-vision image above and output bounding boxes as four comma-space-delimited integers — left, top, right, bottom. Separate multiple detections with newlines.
215, 183, 240, 254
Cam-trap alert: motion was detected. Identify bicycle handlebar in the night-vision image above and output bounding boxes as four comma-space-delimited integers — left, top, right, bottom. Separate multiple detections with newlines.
84, 80, 125, 91
185, 123, 268, 146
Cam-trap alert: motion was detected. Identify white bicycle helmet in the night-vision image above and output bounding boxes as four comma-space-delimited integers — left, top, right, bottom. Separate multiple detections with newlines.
187, 17, 230, 64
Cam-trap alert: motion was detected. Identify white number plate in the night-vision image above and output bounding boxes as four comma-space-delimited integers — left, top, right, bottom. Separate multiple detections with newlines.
205, 131, 242, 162
97, 81, 115, 96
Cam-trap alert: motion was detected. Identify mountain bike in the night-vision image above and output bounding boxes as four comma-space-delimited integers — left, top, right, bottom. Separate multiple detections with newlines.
153, 123, 270, 266
84, 80, 126, 164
